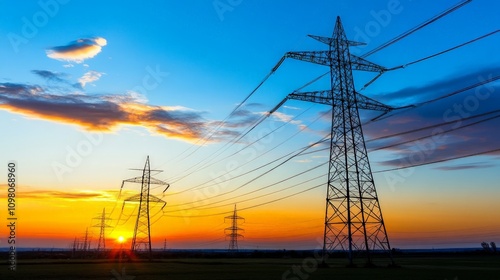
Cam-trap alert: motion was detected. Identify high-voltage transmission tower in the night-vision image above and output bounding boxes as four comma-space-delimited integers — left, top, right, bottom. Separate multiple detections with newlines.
123, 156, 169, 259
92, 208, 113, 252
224, 205, 244, 251
282, 17, 395, 266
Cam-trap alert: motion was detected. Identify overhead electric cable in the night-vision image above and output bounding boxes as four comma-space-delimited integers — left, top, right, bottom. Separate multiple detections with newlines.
373, 147, 500, 173
361, 0, 472, 58
162, 183, 323, 218
367, 109, 500, 143
388, 30, 499, 70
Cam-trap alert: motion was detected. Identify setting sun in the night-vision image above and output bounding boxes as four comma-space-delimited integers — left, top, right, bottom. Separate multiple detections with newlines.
117, 236, 125, 243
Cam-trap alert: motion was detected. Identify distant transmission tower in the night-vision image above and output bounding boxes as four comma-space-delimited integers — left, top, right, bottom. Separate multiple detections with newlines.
283, 16, 394, 266
225, 205, 244, 251
123, 156, 170, 259
92, 208, 113, 252
82, 228, 90, 252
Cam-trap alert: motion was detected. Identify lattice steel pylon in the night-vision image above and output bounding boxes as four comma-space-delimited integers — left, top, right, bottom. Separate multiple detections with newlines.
92, 208, 113, 252
123, 156, 169, 259
283, 16, 394, 266
225, 205, 244, 251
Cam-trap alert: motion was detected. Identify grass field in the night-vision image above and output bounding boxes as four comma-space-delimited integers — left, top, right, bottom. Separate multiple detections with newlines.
1, 255, 499, 280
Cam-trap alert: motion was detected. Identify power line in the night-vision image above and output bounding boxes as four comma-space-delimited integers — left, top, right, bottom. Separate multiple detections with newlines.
156, 2, 482, 196
389, 30, 499, 70
162, 68, 332, 186
162, 103, 316, 186
163, 108, 330, 196
361, 0, 471, 58
166, 57, 287, 165
361, 30, 498, 91
165, 136, 328, 206
162, 183, 323, 218
367, 109, 500, 143
165, 164, 327, 212
373, 147, 500, 174
370, 74, 500, 122
370, 111, 500, 152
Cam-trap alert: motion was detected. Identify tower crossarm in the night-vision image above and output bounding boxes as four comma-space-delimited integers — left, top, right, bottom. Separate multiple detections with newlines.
308, 34, 366, 47
125, 194, 166, 203
285, 50, 331, 67
225, 227, 244, 231
355, 91, 394, 111
288, 90, 393, 112
225, 234, 244, 238
284, 52, 386, 73
124, 176, 170, 186
350, 55, 387, 72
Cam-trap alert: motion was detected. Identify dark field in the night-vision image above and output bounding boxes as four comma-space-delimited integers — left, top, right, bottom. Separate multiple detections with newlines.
1, 255, 499, 280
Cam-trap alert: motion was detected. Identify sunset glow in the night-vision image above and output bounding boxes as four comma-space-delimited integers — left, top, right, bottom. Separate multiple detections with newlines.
0, 0, 499, 252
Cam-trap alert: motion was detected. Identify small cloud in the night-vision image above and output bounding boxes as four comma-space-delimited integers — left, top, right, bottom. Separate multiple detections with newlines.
76, 70, 103, 88
46, 37, 107, 63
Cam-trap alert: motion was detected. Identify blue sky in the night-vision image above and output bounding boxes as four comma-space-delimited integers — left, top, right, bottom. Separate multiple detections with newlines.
0, 0, 499, 249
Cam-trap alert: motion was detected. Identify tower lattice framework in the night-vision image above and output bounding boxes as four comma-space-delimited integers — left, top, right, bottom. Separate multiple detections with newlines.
225, 205, 244, 251
123, 156, 169, 259
92, 208, 113, 252
284, 16, 394, 266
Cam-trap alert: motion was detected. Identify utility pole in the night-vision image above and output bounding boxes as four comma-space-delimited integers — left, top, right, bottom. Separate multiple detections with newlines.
282, 16, 394, 266
225, 205, 244, 251
123, 156, 169, 260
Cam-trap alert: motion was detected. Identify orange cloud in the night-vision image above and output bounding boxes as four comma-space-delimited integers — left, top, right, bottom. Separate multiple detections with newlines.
0, 83, 210, 142
46, 37, 107, 63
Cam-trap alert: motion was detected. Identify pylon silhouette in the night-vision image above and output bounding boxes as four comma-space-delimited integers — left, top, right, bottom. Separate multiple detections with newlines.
224, 205, 244, 251
123, 156, 169, 259
92, 208, 113, 252
283, 16, 394, 266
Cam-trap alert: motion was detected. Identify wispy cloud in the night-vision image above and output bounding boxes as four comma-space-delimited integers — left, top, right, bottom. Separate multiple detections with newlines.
435, 163, 496, 171
271, 111, 302, 125
31, 70, 67, 83
46, 37, 107, 63
0, 188, 136, 202
76, 70, 103, 88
